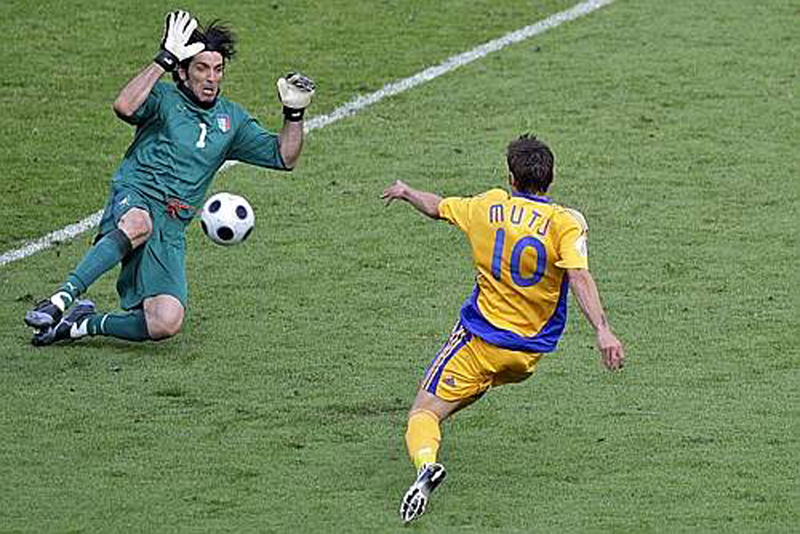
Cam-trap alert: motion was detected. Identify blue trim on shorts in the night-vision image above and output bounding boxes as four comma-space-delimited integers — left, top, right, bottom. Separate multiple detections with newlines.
459, 277, 569, 353
425, 325, 471, 394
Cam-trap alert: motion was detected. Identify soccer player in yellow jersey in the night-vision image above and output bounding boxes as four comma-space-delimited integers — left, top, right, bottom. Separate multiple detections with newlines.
382, 134, 625, 523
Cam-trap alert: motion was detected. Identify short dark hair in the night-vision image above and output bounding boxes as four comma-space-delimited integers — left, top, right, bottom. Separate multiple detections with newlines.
173, 19, 237, 81
506, 134, 555, 194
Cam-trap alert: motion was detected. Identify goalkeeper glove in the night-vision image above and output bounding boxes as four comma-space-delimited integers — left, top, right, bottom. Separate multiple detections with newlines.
277, 73, 316, 121
154, 10, 205, 72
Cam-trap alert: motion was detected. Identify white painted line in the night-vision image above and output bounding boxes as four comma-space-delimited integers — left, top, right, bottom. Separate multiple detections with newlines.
303, 0, 615, 132
1, 0, 614, 267
0, 211, 104, 267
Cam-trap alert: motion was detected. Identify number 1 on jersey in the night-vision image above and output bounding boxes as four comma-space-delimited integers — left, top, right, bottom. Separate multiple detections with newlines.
195, 123, 208, 148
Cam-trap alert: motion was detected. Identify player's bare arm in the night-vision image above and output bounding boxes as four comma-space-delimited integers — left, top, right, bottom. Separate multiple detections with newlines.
278, 120, 304, 169
382, 180, 443, 219
113, 63, 166, 119
276, 73, 316, 169
567, 268, 625, 371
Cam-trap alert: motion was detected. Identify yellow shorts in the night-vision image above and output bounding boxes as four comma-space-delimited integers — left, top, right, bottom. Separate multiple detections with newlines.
421, 320, 542, 402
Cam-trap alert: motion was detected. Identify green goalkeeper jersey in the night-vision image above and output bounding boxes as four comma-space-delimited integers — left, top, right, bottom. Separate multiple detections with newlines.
114, 82, 286, 216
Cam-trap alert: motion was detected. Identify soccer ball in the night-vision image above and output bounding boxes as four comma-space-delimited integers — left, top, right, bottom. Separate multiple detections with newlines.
200, 192, 255, 246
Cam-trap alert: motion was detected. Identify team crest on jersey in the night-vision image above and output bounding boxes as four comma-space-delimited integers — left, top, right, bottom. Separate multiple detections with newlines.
216, 114, 231, 133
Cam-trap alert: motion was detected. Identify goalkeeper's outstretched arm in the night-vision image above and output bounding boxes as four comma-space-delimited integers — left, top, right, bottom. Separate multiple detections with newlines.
113, 64, 165, 119
114, 10, 204, 120
276, 72, 316, 169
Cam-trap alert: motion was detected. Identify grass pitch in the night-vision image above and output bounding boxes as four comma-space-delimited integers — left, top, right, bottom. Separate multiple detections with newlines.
1, 0, 797, 532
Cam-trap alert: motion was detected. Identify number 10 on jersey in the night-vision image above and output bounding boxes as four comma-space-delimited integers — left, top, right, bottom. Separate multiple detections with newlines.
491, 229, 547, 287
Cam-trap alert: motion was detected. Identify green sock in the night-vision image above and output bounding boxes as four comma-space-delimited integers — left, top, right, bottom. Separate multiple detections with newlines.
87, 310, 150, 341
67, 229, 132, 299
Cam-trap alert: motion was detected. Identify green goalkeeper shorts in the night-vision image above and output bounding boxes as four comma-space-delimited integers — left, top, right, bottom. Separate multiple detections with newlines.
97, 184, 188, 310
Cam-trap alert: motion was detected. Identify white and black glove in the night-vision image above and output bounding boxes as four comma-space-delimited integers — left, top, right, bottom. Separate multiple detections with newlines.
154, 10, 205, 72
277, 72, 316, 121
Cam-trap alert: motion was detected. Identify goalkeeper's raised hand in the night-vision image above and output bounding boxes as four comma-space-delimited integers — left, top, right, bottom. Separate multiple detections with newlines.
277, 73, 316, 121
153, 10, 205, 72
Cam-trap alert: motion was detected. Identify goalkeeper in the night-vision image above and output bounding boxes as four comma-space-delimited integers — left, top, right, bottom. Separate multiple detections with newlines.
24, 11, 316, 346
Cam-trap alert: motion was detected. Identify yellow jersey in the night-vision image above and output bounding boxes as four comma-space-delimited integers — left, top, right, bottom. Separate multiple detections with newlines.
439, 188, 589, 353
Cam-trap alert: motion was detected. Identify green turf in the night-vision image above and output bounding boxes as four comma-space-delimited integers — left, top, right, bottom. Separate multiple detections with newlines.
1, 0, 798, 532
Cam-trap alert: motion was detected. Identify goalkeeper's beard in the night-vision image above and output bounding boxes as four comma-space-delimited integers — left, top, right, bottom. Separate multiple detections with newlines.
177, 80, 219, 109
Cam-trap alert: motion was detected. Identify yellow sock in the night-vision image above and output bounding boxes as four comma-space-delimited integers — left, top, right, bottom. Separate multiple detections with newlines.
405, 409, 441, 471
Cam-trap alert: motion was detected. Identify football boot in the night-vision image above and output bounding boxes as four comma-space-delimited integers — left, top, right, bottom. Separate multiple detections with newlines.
31, 300, 95, 347
25, 298, 63, 329
400, 462, 447, 523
